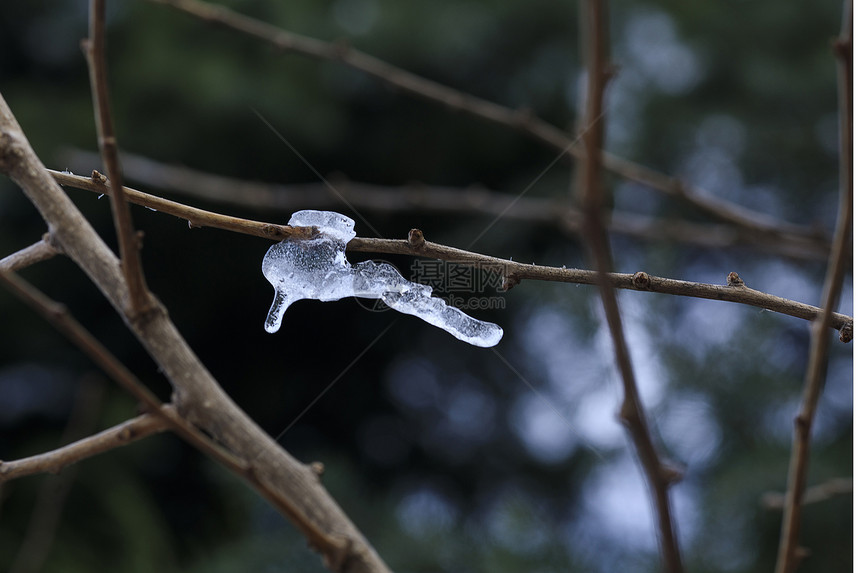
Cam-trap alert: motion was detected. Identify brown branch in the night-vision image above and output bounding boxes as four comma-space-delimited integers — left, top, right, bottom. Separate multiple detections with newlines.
775, 4, 853, 573
575, 2, 682, 572
0, 411, 168, 483
81, 0, 152, 316
0, 236, 59, 272
47, 169, 853, 338
761, 477, 852, 510
146, 0, 829, 248
50, 169, 316, 242
0, 93, 390, 573
56, 150, 833, 261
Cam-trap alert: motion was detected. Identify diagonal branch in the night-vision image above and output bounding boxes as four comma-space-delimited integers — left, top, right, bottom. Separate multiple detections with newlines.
575, 2, 682, 571
146, 0, 827, 247
48, 169, 854, 338
81, 0, 152, 315
0, 411, 170, 482
774, 3, 853, 572
56, 149, 834, 261
761, 477, 852, 510
0, 236, 59, 272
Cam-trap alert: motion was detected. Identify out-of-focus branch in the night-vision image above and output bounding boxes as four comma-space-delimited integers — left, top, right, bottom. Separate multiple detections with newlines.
762, 477, 852, 510
146, 0, 829, 248
50, 169, 316, 242
81, 0, 152, 315
8, 376, 106, 573
0, 237, 59, 272
775, 4, 853, 573
48, 169, 854, 339
575, 2, 683, 572
0, 411, 168, 483
56, 150, 833, 261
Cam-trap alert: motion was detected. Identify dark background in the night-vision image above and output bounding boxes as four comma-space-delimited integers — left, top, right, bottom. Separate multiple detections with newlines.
0, 0, 852, 571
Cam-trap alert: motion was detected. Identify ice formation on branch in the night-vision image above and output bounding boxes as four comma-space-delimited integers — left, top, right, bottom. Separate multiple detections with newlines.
262, 210, 504, 347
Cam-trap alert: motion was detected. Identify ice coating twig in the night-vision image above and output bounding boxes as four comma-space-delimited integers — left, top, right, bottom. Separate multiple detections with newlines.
262, 210, 503, 347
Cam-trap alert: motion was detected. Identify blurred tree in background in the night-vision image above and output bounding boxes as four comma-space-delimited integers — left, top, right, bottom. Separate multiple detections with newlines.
0, 0, 851, 572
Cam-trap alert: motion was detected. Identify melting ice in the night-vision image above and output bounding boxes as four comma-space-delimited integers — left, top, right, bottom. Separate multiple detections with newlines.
262, 210, 503, 347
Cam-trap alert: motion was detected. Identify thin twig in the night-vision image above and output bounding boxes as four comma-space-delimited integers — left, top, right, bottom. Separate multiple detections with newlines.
50, 169, 316, 242
47, 169, 853, 338
0, 237, 59, 272
146, 0, 828, 247
81, 0, 151, 315
56, 150, 833, 261
774, 4, 852, 573
575, 2, 683, 571
0, 411, 169, 483
761, 477, 852, 510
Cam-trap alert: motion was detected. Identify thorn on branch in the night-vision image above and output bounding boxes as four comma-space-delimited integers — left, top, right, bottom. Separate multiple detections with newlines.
726, 271, 745, 286
660, 463, 685, 486
617, 397, 637, 426
309, 461, 325, 478
793, 413, 811, 433
91, 169, 107, 184
502, 274, 520, 291
407, 228, 425, 250
632, 271, 651, 290
323, 535, 354, 573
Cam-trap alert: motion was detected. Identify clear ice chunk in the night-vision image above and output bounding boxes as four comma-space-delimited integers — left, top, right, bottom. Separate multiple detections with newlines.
262, 210, 503, 347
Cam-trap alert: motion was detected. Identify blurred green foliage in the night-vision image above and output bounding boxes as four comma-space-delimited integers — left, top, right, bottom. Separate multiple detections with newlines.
0, 0, 850, 572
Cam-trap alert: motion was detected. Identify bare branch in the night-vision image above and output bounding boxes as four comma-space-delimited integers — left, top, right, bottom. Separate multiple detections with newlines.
762, 477, 852, 510
775, 4, 853, 572
56, 150, 833, 261
575, 2, 682, 571
47, 169, 854, 338
0, 236, 59, 272
0, 411, 169, 483
50, 169, 316, 242
81, 0, 152, 315
0, 91, 390, 573
146, 0, 829, 247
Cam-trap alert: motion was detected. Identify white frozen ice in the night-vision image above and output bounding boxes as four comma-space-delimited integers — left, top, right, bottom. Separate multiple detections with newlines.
262, 210, 503, 347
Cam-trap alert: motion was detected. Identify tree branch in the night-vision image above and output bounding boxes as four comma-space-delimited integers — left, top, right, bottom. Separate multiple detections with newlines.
81, 0, 152, 316
575, 2, 683, 571
47, 169, 853, 339
0, 411, 169, 483
0, 92, 390, 573
0, 236, 59, 272
146, 0, 829, 247
56, 150, 834, 261
761, 477, 852, 510
775, 4, 853, 572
